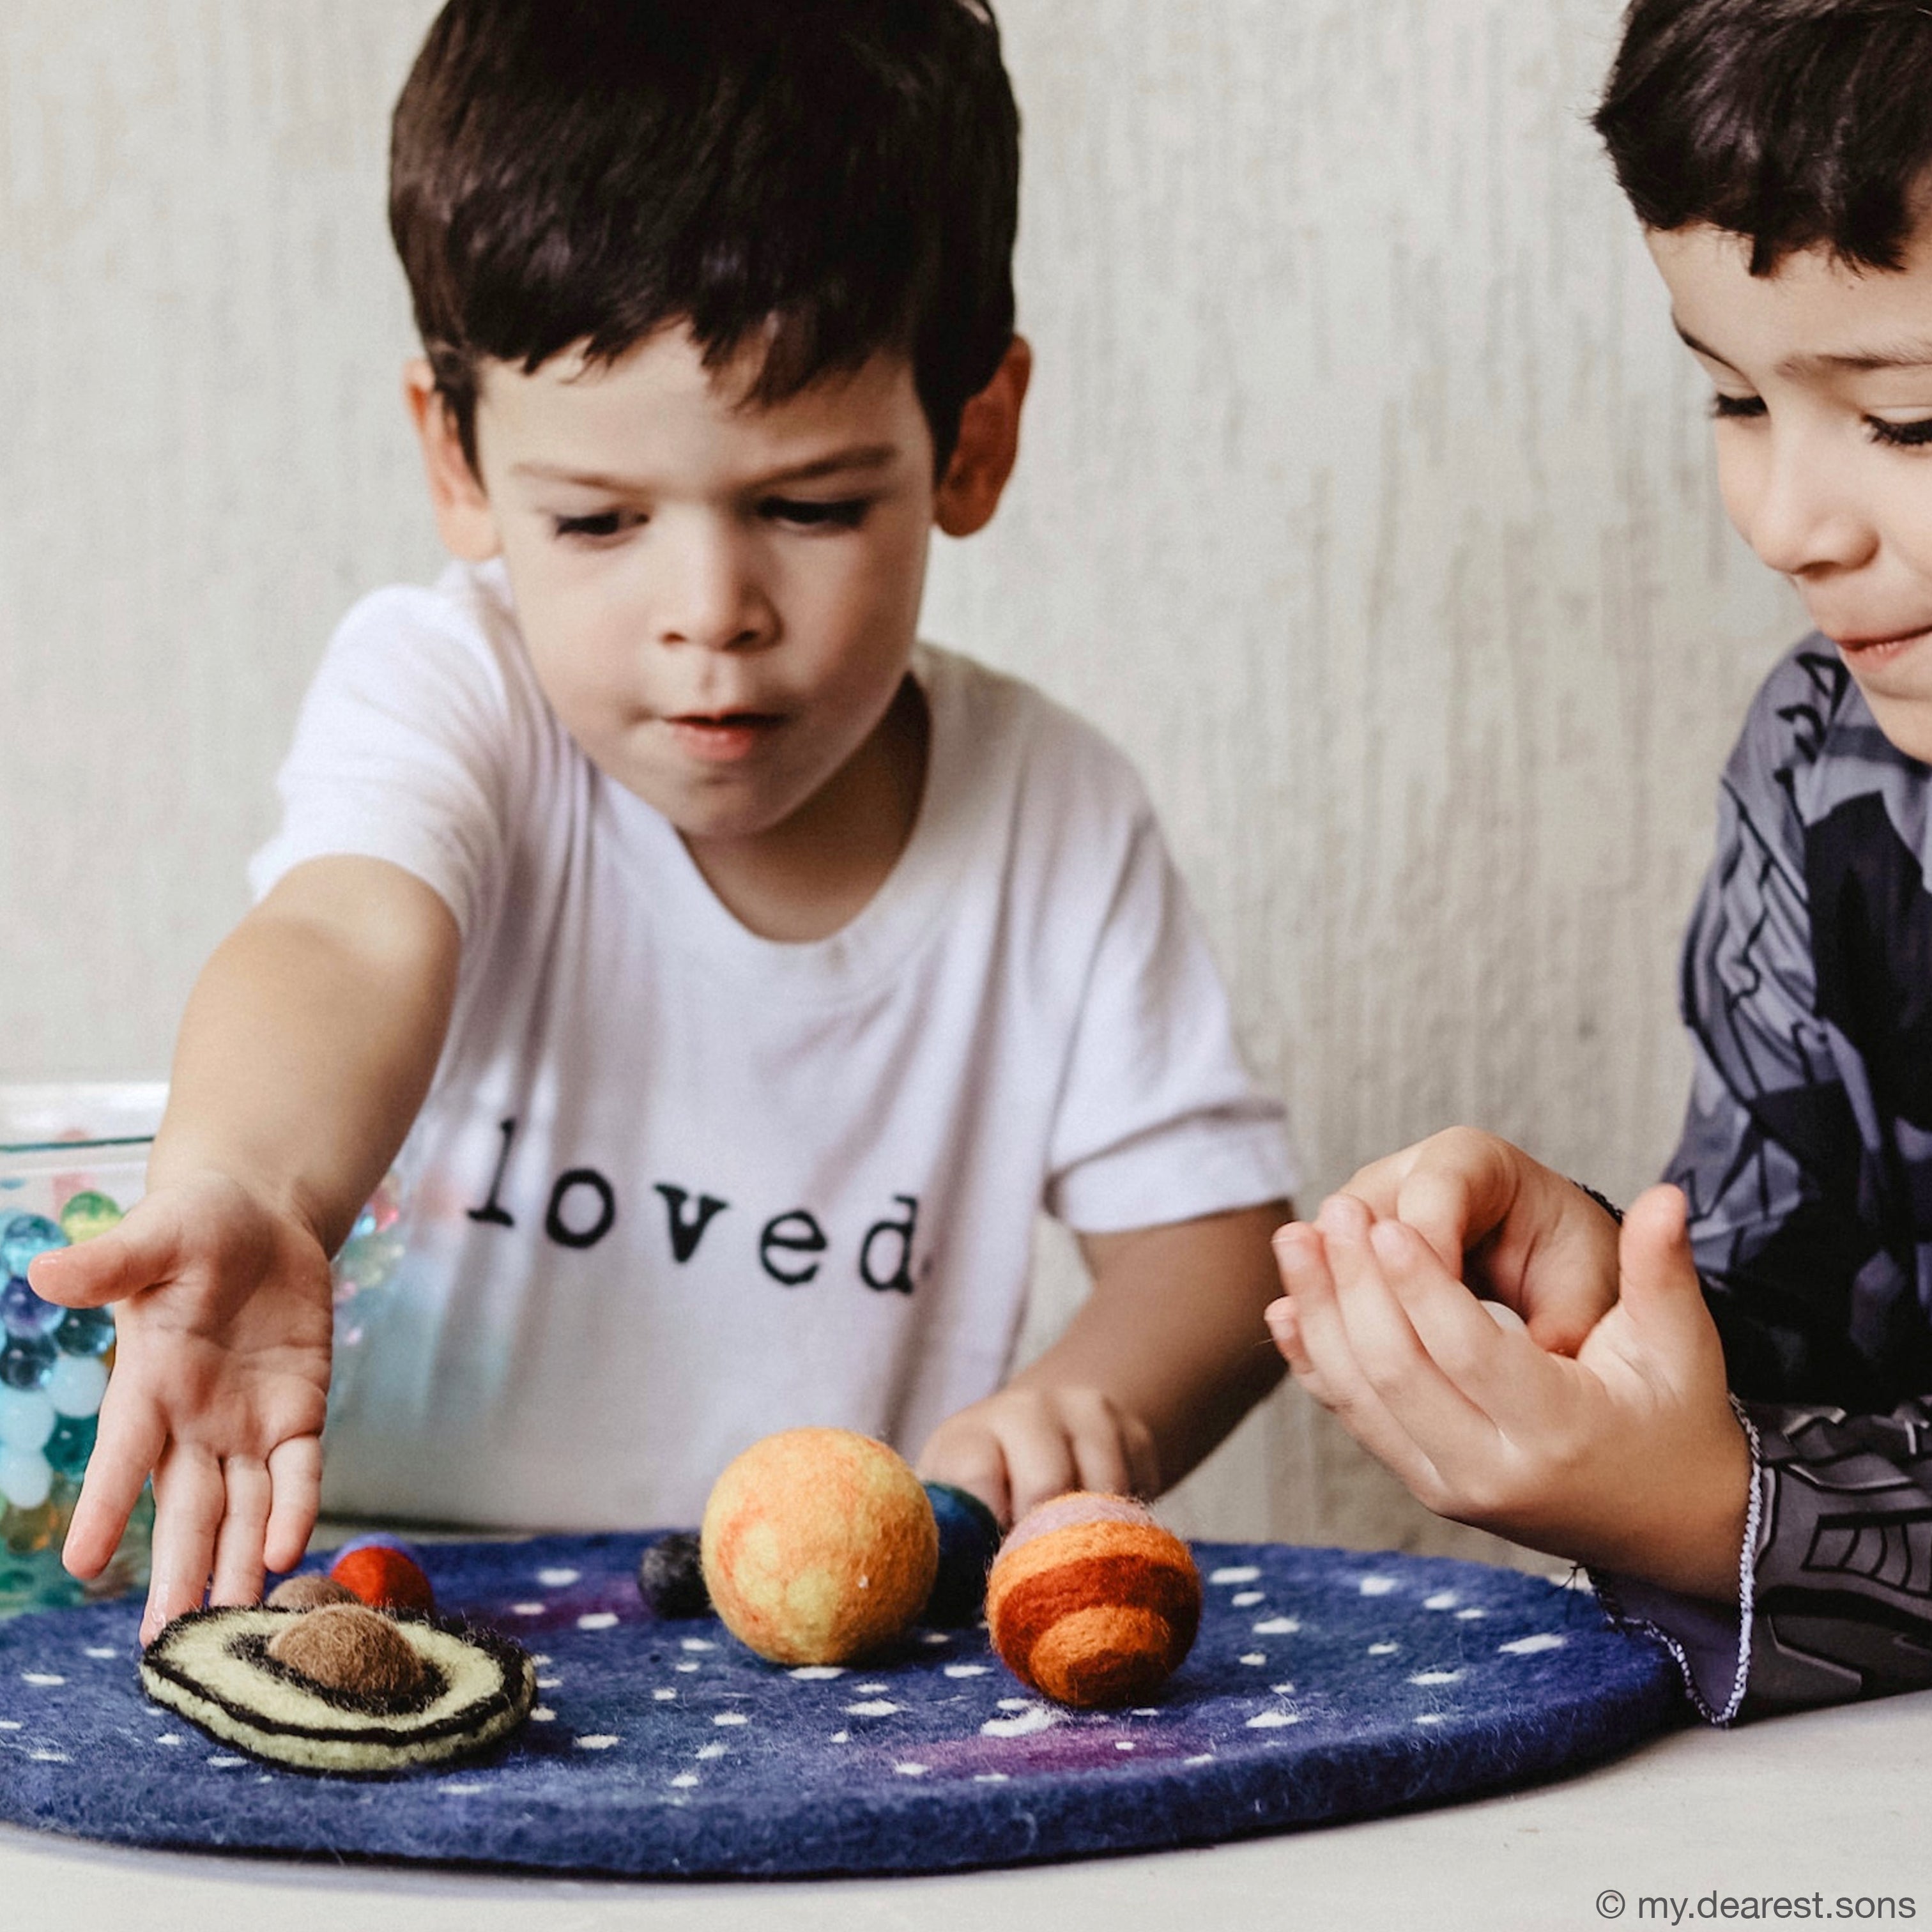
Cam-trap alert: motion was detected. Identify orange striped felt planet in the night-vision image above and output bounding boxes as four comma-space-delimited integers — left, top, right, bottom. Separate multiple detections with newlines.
985, 1493, 1201, 1708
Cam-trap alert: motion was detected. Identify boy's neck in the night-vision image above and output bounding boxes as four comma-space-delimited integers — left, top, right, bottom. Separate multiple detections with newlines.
679, 675, 931, 944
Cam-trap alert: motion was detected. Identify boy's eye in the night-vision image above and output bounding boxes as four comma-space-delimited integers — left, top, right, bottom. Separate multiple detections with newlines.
759, 496, 870, 530
1708, 392, 1767, 422
1867, 416, 1932, 451
551, 510, 637, 542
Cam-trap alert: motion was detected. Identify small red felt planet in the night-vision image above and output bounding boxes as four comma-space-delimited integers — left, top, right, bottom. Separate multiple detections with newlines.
330, 1538, 437, 1616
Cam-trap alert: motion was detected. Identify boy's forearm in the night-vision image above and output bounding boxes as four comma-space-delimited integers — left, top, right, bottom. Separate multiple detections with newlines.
1013, 1200, 1290, 1493
152, 857, 460, 1255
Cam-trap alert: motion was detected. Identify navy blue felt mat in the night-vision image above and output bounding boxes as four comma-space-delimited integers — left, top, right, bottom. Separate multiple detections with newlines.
0, 1534, 1680, 1876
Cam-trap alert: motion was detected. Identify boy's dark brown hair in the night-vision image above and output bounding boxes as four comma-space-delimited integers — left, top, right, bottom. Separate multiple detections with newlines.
390, 0, 1019, 473
1595, 0, 1932, 274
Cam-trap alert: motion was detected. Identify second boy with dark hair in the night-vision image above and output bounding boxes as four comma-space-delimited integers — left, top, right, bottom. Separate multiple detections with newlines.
33, 0, 1296, 1640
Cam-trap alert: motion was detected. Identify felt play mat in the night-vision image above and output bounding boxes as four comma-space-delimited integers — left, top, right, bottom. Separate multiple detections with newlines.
0, 1533, 1680, 1877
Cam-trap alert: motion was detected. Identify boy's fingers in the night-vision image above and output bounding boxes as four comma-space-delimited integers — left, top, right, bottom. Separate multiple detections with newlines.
143, 1445, 226, 1644
917, 1431, 1011, 1529
62, 1386, 167, 1581
1061, 1396, 1135, 1498
27, 1213, 178, 1309
998, 1409, 1079, 1523
208, 1457, 273, 1608
263, 1436, 324, 1575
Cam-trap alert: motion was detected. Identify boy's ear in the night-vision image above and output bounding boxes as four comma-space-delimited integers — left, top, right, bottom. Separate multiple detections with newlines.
934, 336, 1032, 538
403, 358, 502, 562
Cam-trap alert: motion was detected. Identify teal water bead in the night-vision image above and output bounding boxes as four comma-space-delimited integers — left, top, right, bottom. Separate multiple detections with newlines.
0, 1447, 52, 1511
0, 1387, 56, 1452
45, 1412, 96, 1480
0, 1213, 67, 1278
45, 1353, 107, 1419
55, 1305, 115, 1358
1, 1275, 63, 1340
1, 1333, 57, 1391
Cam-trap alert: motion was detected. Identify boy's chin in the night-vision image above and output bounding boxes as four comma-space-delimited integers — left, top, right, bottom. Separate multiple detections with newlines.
1846, 675, 1932, 767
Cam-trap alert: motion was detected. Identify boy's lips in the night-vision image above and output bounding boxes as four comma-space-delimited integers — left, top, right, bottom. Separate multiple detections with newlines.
1828, 623, 1932, 660
662, 710, 787, 763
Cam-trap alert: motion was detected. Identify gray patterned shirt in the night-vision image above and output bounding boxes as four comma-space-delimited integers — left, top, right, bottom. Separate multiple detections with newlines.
1609, 640, 1932, 1719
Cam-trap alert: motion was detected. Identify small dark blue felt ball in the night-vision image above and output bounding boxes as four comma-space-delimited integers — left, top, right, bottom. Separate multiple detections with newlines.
921, 1481, 1001, 1626
638, 1530, 711, 1618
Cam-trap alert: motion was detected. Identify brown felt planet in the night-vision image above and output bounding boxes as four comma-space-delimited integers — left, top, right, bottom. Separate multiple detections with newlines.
700, 1427, 939, 1665
986, 1492, 1202, 1708
268, 1600, 429, 1699
266, 1572, 358, 1611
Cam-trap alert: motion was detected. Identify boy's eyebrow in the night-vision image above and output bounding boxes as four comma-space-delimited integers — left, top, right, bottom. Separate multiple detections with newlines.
1674, 318, 1932, 378
510, 445, 903, 491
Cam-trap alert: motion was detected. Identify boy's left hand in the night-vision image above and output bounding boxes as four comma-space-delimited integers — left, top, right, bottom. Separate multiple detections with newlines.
916, 1385, 1160, 1529
1269, 1185, 1751, 1598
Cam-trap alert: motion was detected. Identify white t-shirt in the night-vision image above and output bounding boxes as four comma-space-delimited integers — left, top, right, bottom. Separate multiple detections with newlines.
250, 561, 1295, 1528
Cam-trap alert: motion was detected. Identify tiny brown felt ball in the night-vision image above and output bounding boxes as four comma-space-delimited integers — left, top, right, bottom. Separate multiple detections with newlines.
985, 1492, 1202, 1708
265, 1574, 358, 1611
267, 1602, 430, 1700
701, 1427, 939, 1666
330, 1544, 436, 1616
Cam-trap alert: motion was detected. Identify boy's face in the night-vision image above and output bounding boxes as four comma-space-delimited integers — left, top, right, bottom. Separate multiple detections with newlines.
1650, 221, 1932, 761
410, 326, 1021, 849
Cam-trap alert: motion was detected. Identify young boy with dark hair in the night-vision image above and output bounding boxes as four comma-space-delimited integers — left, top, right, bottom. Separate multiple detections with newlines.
1268, 0, 1932, 1722
31, 0, 1293, 1642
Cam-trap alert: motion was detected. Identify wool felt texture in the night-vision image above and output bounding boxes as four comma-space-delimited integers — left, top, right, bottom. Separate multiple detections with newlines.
637, 1531, 710, 1620
332, 1544, 436, 1616
700, 1429, 939, 1665
266, 1574, 358, 1612
138, 1606, 535, 1775
267, 1603, 431, 1699
0, 1532, 1679, 1877
987, 1495, 1201, 1707
921, 1482, 1001, 1627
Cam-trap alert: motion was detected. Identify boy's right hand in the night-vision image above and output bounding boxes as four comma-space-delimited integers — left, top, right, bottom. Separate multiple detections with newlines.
28, 1172, 334, 1644
1327, 1128, 1623, 1354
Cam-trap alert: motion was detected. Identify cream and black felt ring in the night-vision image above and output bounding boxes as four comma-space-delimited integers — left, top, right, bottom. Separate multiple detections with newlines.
141, 1607, 536, 1774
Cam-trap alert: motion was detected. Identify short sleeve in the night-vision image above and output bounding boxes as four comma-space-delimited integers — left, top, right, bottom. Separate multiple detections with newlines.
1043, 803, 1296, 1232
248, 572, 516, 938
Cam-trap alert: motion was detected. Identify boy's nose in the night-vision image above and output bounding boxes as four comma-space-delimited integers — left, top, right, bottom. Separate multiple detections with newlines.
653, 525, 774, 652
1739, 435, 1879, 581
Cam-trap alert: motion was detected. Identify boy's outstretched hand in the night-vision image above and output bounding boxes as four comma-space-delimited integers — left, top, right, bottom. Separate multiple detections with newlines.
28, 1172, 334, 1643
1268, 1183, 1751, 1600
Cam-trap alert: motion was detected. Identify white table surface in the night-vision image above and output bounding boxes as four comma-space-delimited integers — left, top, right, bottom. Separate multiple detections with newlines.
5, 1685, 1930, 1932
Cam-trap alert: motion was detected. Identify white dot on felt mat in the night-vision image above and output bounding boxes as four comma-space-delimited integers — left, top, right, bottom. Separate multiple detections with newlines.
207, 1756, 245, 1768
1240, 1653, 1266, 1666
712, 1712, 749, 1727
1246, 1712, 1301, 1729
981, 1705, 1058, 1739
21, 1673, 64, 1687
697, 1744, 728, 1760
1499, 1632, 1567, 1655
1357, 1576, 1396, 1597
680, 1637, 716, 1652
152, 1733, 181, 1745
1209, 1566, 1259, 1585
1368, 1642, 1399, 1656
84, 1647, 116, 1660
575, 1735, 620, 1750
1409, 1670, 1464, 1685
845, 1699, 903, 1717
894, 1763, 930, 1777
1270, 1683, 1296, 1694
577, 1613, 618, 1631
537, 1677, 562, 1689
1231, 1592, 1262, 1608
829, 1731, 850, 1744
670, 1773, 699, 1788
1423, 1592, 1458, 1611
532, 1654, 552, 1666
532, 1708, 556, 1722
675, 1662, 701, 1673
1114, 1741, 1135, 1751
1253, 1616, 1300, 1634
921, 1632, 949, 1645
973, 1772, 1009, 1783
536, 1568, 580, 1586
653, 1689, 678, 1701
1414, 1713, 1446, 1726
854, 1681, 888, 1694
442, 1784, 484, 1796
1455, 1609, 1487, 1621
512, 1602, 546, 1616
1184, 1753, 1215, 1766
995, 1698, 1030, 1711
28, 1749, 68, 1763
0, 1721, 19, 1731
788, 1665, 843, 1680
944, 1664, 988, 1678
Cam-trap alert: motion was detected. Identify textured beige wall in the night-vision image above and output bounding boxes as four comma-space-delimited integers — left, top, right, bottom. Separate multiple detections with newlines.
1, 3, 1802, 1551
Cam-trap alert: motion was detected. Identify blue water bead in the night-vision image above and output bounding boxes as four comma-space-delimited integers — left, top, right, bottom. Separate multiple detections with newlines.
0, 1333, 57, 1392
923, 1480, 1002, 1626
0, 1447, 52, 1512
54, 1306, 115, 1358
0, 1387, 56, 1452
45, 1412, 96, 1480
1, 1275, 63, 1340
0, 1213, 67, 1279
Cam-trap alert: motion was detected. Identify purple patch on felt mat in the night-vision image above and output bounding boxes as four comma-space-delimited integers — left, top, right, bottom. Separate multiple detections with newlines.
0, 1536, 1679, 1876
